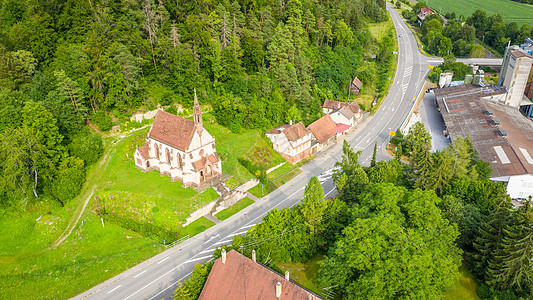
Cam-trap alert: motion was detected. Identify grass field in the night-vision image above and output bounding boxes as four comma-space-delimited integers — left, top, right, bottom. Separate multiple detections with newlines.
276, 254, 325, 297
215, 197, 255, 221
427, 0, 533, 26
443, 264, 481, 300
248, 162, 303, 198
202, 113, 285, 189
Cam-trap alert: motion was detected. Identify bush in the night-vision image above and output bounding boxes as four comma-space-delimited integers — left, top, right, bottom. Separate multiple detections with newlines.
44, 157, 86, 205
103, 212, 181, 244
91, 111, 113, 131
68, 132, 104, 166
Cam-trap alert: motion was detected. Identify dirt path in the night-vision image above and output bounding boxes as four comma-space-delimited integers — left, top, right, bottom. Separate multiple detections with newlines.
49, 124, 150, 249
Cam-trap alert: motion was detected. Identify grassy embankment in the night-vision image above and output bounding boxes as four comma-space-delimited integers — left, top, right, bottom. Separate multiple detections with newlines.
215, 197, 255, 221
276, 254, 326, 297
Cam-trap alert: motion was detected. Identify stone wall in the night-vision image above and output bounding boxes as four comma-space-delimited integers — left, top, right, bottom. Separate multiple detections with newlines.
182, 199, 218, 226
181, 178, 259, 226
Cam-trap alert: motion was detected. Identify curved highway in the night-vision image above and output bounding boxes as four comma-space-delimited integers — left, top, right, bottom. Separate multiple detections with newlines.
74, 4, 501, 300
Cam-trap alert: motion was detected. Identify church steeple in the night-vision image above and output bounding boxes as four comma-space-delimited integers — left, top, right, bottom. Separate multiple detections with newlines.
193, 88, 203, 135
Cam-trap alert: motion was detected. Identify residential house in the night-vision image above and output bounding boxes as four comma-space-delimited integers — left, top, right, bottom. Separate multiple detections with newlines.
322, 99, 363, 123
265, 122, 312, 164
199, 250, 323, 300
134, 90, 222, 187
417, 7, 436, 25
329, 106, 355, 134
346, 77, 363, 95
308, 115, 338, 153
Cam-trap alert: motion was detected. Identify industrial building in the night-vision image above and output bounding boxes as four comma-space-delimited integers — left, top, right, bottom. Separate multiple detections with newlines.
498, 40, 533, 116
435, 84, 533, 200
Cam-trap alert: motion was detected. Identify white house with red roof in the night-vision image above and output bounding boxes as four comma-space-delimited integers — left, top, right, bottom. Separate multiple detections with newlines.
265, 122, 313, 164
134, 90, 221, 187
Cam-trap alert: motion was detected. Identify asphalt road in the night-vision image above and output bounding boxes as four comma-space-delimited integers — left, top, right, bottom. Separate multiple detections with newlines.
74, 5, 501, 300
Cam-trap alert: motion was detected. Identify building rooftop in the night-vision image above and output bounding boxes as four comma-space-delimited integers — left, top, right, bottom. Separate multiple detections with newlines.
148, 110, 196, 151
308, 115, 337, 144
435, 84, 533, 178
283, 122, 311, 142
199, 250, 323, 300
266, 124, 291, 135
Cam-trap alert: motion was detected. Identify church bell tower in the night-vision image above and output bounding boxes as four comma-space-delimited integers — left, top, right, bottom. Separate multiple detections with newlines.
193, 88, 203, 136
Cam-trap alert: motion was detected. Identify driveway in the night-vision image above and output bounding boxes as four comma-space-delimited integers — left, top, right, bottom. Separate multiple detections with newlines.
418, 91, 450, 152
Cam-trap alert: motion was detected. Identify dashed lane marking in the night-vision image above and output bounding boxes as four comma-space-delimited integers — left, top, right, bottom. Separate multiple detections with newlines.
107, 285, 121, 294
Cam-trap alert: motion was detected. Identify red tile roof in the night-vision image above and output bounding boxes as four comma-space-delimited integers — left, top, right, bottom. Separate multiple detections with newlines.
194, 156, 206, 170
208, 154, 218, 163
335, 123, 351, 133
199, 250, 323, 300
349, 101, 362, 115
283, 122, 311, 142
308, 115, 337, 144
137, 144, 149, 160
148, 110, 196, 151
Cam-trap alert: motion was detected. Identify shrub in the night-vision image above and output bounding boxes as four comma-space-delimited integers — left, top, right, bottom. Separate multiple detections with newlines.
103, 212, 181, 244
68, 132, 103, 166
91, 111, 113, 131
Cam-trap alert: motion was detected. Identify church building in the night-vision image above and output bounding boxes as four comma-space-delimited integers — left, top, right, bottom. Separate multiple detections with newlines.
134, 90, 222, 187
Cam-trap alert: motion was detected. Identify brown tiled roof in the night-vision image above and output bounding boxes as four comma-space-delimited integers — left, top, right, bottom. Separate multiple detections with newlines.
193, 156, 206, 170
351, 77, 363, 89
199, 250, 323, 300
322, 99, 346, 110
511, 50, 533, 60
283, 122, 311, 142
348, 101, 362, 115
148, 110, 196, 151
266, 124, 290, 135
208, 154, 218, 163
137, 144, 149, 159
308, 115, 337, 144
337, 106, 355, 120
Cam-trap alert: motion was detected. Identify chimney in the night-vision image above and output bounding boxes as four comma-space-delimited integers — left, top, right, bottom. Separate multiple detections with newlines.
252, 250, 256, 262
276, 282, 282, 298
221, 249, 226, 264
290, 120, 293, 125
285, 271, 289, 281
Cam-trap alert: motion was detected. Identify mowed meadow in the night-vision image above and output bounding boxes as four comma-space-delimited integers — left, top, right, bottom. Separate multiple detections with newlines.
427, 0, 533, 26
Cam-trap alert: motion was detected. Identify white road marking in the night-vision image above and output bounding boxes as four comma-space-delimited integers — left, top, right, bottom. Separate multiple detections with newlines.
227, 230, 249, 237
212, 239, 233, 246
325, 188, 336, 197
107, 285, 121, 294
239, 224, 255, 230
200, 248, 215, 255
186, 255, 213, 263
127, 185, 308, 300
133, 270, 147, 279
147, 271, 194, 300
157, 257, 169, 264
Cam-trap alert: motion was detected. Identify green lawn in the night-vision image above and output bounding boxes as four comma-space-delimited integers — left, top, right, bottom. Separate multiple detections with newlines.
276, 254, 325, 297
249, 163, 303, 198
180, 216, 216, 238
202, 113, 285, 189
368, 17, 394, 42
215, 197, 255, 221
443, 264, 481, 300
427, 0, 533, 26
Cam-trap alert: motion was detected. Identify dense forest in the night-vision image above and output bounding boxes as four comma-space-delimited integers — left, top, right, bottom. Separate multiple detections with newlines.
0, 0, 393, 210
403, 2, 533, 56
177, 123, 532, 299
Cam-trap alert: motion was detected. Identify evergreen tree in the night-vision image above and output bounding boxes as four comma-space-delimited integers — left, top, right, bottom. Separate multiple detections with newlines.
486, 202, 533, 291
371, 142, 377, 167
